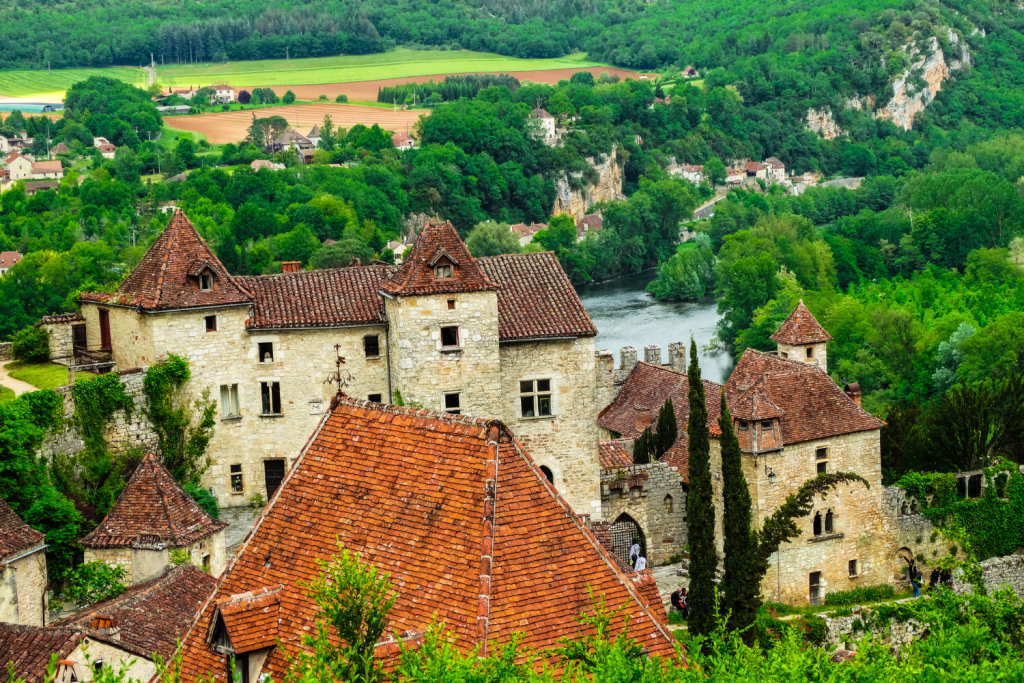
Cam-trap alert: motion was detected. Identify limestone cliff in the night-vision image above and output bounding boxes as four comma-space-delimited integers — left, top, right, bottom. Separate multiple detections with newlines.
875, 36, 963, 131
552, 148, 623, 221
806, 108, 845, 140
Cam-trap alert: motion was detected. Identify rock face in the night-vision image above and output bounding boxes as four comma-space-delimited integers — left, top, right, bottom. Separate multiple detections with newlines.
806, 108, 845, 140
553, 148, 623, 221
875, 36, 957, 131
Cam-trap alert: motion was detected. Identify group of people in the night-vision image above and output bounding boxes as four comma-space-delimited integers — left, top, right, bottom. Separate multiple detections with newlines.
629, 543, 647, 572
670, 586, 689, 618
905, 554, 955, 598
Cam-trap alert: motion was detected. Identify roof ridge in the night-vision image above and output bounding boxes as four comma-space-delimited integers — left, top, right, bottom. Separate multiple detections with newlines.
152, 456, 183, 542
632, 360, 726, 388
153, 212, 180, 305
474, 424, 501, 654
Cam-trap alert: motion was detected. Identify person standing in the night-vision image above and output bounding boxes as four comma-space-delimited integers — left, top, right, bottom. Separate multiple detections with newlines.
928, 568, 940, 592
634, 555, 647, 572
681, 588, 689, 619
629, 542, 640, 566
670, 587, 684, 613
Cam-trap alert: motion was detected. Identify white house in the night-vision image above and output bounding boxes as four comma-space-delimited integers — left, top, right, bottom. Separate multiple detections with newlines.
531, 109, 557, 145
212, 85, 235, 103
5, 153, 32, 180
392, 131, 415, 150
765, 156, 786, 182
666, 163, 703, 184
0, 251, 22, 275
98, 144, 116, 160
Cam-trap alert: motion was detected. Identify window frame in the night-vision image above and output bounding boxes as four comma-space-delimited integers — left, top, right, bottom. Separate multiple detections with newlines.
364, 334, 380, 358
368, 393, 383, 403
806, 346, 814, 358
229, 463, 244, 494
434, 263, 453, 279
440, 326, 459, 348
815, 446, 828, 474
519, 378, 554, 418
220, 384, 240, 418
443, 391, 461, 414
447, 299, 456, 310
848, 559, 858, 577
205, 315, 218, 332
200, 273, 213, 291
260, 381, 282, 415
258, 342, 274, 364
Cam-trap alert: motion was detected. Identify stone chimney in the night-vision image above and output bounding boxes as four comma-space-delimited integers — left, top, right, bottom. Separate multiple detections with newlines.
643, 344, 661, 366
281, 261, 302, 273
668, 342, 686, 372
844, 382, 862, 408
620, 346, 638, 375
634, 404, 651, 433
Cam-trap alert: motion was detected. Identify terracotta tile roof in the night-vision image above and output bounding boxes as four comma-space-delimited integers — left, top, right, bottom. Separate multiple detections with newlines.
31, 160, 62, 174
0, 625, 81, 683
210, 584, 282, 653
0, 497, 45, 563
597, 362, 723, 482
477, 252, 597, 340
770, 300, 832, 345
53, 564, 217, 662
765, 156, 785, 168
599, 440, 633, 470
0, 251, 22, 267
731, 380, 785, 421
531, 108, 554, 119
175, 399, 676, 679
34, 313, 84, 327
81, 453, 227, 549
725, 349, 884, 444
578, 213, 602, 231
743, 161, 766, 172
382, 221, 498, 296
79, 210, 251, 311
237, 265, 395, 329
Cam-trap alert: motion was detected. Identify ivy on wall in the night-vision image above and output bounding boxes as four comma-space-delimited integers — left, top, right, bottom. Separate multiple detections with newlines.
143, 354, 216, 486
896, 458, 1024, 561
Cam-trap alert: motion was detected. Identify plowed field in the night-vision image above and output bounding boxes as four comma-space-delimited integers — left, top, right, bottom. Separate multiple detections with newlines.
165, 103, 424, 144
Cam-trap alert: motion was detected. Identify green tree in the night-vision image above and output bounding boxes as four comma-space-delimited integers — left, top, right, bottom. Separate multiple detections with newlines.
216, 232, 241, 274
319, 114, 336, 151
247, 242, 274, 275
685, 339, 715, 637
113, 146, 141, 185
283, 90, 296, 105
465, 220, 522, 257
703, 157, 727, 186
632, 427, 653, 465
535, 214, 577, 252
175, 138, 198, 169
11, 327, 50, 363
653, 397, 678, 457
310, 240, 375, 269
718, 393, 757, 640
63, 561, 127, 607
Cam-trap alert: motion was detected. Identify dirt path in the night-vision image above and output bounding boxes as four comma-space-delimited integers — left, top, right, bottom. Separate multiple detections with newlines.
0, 360, 40, 396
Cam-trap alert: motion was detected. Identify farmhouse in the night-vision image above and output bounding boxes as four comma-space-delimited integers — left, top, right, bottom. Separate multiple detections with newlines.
76, 211, 604, 516
667, 163, 703, 183
392, 130, 415, 150
2, 153, 62, 181
211, 85, 234, 103
98, 144, 117, 160
0, 250, 22, 274
530, 108, 557, 144
173, 398, 674, 681
596, 302, 895, 604
510, 222, 545, 246
743, 160, 768, 179
765, 156, 786, 182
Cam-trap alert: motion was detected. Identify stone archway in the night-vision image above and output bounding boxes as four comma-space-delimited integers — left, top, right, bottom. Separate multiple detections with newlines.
610, 513, 646, 566
893, 546, 914, 580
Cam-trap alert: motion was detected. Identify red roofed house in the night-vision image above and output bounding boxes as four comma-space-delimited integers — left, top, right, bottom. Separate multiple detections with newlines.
509, 221, 546, 247
174, 398, 675, 681
0, 498, 47, 626
594, 301, 892, 604
765, 156, 786, 182
0, 250, 22, 275
392, 130, 415, 150
743, 160, 767, 179
77, 211, 603, 518
81, 453, 228, 584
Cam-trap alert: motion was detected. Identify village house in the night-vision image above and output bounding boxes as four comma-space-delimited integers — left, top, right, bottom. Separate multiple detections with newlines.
0, 250, 22, 275
681, 66, 699, 78
76, 212, 604, 517
211, 85, 234, 103
509, 222, 546, 247
52, 142, 70, 155
81, 453, 228, 584
530, 108, 557, 144
4, 154, 63, 181
173, 397, 674, 681
305, 125, 321, 148
98, 144, 117, 160
765, 156, 786, 182
0, 563, 216, 683
21, 181, 60, 196
92, 137, 110, 147
0, 498, 48, 626
595, 302, 895, 604
392, 130, 415, 150
725, 165, 745, 184
577, 212, 602, 240
0, 135, 10, 154
743, 160, 768, 179
249, 159, 284, 172
667, 162, 703, 184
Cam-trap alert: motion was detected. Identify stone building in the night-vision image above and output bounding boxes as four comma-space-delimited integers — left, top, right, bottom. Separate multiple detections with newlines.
77, 212, 603, 516
0, 498, 47, 626
81, 454, 227, 584
595, 303, 893, 605
34, 313, 86, 366
174, 397, 674, 681
0, 563, 216, 683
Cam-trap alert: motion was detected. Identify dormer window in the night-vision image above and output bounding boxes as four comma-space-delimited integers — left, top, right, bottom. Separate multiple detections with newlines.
201, 273, 213, 290
435, 263, 453, 279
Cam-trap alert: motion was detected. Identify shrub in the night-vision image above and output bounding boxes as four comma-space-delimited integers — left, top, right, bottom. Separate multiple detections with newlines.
318, 94, 328, 101
11, 326, 50, 363
184, 482, 219, 519
170, 549, 191, 566
335, 94, 348, 103
824, 583, 896, 606
63, 561, 127, 606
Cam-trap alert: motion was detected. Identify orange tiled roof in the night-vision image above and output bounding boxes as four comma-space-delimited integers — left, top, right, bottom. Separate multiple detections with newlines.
0, 497, 45, 563
81, 453, 227, 549
599, 440, 632, 470
725, 350, 884, 444
211, 584, 282, 653
175, 399, 676, 679
770, 300, 833, 345
34, 313, 84, 327
79, 210, 251, 311
382, 221, 499, 296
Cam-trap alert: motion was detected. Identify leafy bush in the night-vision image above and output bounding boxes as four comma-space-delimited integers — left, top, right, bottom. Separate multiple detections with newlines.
824, 583, 896, 607
335, 94, 348, 103
11, 327, 50, 363
170, 549, 191, 566
63, 561, 126, 606
184, 482, 219, 519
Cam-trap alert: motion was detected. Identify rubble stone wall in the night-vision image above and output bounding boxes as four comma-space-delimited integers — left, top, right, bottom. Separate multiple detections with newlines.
600, 462, 687, 565
0, 343, 11, 361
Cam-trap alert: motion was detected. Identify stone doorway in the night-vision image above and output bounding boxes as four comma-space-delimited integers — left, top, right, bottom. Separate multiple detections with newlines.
610, 513, 646, 567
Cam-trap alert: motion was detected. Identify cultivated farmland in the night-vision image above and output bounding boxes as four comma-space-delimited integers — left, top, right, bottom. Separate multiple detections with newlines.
154, 48, 605, 89
165, 103, 424, 144
0, 67, 147, 99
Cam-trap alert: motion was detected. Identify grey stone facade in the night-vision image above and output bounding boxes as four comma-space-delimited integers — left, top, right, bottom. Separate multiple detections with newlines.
601, 462, 687, 565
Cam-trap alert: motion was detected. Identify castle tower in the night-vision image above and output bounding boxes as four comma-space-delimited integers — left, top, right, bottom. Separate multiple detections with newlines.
770, 300, 832, 371
381, 221, 502, 417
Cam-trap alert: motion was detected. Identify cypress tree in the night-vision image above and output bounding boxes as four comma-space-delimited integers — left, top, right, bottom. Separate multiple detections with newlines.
633, 427, 653, 464
654, 397, 678, 458
719, 392, 759, 640
685, 339, 716, 637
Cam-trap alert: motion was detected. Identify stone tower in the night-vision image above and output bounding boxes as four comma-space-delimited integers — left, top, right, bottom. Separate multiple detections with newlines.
770, 300, 832, 371
381, 221, 503, 417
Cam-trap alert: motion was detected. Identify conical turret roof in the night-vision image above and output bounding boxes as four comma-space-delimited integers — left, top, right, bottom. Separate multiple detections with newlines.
770, 300, 832, 345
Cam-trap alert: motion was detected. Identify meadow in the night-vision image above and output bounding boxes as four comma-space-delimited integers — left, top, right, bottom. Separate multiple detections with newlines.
153, 48, 605, 88
0, 67, 146, 99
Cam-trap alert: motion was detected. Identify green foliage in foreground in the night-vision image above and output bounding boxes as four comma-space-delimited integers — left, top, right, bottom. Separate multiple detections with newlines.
824, 583, 897, 607
63, 561, 127, 607
11, 327, 50, 363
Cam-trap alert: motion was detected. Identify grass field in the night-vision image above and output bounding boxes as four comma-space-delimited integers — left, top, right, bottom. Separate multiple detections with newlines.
0, 387, 14, 405
7, 361, 96, 391
0, 67, 147, 99
155, 48, 603, 88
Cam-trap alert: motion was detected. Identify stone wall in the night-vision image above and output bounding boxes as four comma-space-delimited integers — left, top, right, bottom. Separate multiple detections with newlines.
39, 319, 80, 366
776, 341, 828, 372
187, 529, 227, 579
67, 638, 158, 683
0, 548, 47, 626
821, 608, 927, 653
500, 337, 602, 518
601, 462, 687, 565
594, 342, 687, 419
552, 149, 623, 222
954, 555, 1024, 598
0, 342, 10, 361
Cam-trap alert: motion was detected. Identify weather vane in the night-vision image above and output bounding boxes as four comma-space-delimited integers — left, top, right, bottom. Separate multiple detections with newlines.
325, 344, 353, 403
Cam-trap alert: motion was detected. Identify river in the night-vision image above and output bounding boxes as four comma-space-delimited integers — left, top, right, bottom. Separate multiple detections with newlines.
578, 270, 734, 383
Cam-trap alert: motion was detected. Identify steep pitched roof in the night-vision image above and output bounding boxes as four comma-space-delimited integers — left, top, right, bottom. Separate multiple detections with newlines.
731, 379, 785, 421
725, 349, 884, 444
0, 626, 82, 683
597, 362, 722, 482
478, 252, 597, 340
79, 210, 250, 311
175, 399, 675, 678
210, 584, 282, 653
238, 266, 395, 330
382, 221, 499, 296
81, 454, 227, 549
0, 497, 45, 563
53, 564, 217, 662
600, 440, 632, 470
770, 300, 833, 345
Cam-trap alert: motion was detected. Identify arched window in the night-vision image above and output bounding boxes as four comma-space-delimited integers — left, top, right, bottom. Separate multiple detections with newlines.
664, 494, 674, 513
610, 513, 646, 566
910, 499, 919, 514
539, 465, 554, 485
901, 501, 909, 516
825, 509, 834, 534
813, 511, 822, 536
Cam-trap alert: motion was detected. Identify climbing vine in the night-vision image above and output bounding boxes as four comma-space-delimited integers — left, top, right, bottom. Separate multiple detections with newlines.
896, 458, 1024, 561
144, 354, 216, 485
